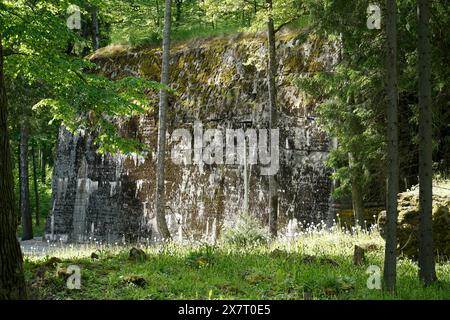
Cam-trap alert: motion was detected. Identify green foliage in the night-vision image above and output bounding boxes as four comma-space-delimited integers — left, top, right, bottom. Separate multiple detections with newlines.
296, 1, 387, 200
222, 213, 270, 247
296, 0, 450, 200
2, 0, 162, 155
103, 0, 309, 46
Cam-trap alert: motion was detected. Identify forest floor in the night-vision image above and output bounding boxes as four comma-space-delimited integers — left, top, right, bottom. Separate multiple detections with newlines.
22, 228, 450, 300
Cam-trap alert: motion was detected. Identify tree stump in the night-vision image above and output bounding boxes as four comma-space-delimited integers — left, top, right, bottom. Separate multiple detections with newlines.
353, 245, 365, 265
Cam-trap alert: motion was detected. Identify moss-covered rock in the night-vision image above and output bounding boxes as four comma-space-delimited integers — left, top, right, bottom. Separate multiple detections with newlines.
378, 183, 450, 260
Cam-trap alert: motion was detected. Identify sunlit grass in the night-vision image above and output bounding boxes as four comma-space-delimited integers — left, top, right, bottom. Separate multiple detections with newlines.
23, 224, 450, 300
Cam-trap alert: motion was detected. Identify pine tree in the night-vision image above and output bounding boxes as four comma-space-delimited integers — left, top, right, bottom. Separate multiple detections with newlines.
384, 0, 399, 293
417, 0, 436, 286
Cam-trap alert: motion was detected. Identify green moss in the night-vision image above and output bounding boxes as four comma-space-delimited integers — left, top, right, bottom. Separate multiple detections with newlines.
139, 55, 160, 81
378, 188, 450, 260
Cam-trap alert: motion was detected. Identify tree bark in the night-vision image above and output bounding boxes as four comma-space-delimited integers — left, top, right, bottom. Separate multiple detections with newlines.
384, 0, 399, 293
0, 32, 27, 299
155, 0, 161, 28
20, 123, 33, 240
40, 148, 46, 183
266, 0, 278, 238
348, 152, 365, 229
91, 7, 100, 51
32, 145, 40, 226
175, 0, 183, 26
417, 0, 436, 286
155, 0, 172, 240
18, 143, 21, 221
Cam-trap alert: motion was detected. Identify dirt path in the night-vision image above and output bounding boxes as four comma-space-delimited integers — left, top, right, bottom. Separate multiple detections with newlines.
20, 237, 72, 258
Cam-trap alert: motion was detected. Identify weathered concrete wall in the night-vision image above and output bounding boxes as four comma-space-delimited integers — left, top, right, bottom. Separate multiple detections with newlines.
45, 31, 340, 242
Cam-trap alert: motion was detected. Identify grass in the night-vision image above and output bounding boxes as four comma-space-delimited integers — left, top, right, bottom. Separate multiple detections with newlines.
23, 226, 450, 300
109, 16, 310, 48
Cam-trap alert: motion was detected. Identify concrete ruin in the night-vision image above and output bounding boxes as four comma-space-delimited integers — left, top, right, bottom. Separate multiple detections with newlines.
45, 31, 340, 242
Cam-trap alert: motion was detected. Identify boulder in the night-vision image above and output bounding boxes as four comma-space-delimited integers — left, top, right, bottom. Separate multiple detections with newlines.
128, 247, 147, 261
378, 184, 450, 260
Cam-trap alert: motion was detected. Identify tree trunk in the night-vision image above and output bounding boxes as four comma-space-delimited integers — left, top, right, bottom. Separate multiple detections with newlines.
0, 33, 27, 300
384, 0, 399, 293
175, 0, 182, 26
417, 0, 436, 286
40, 148, 46, 183
155, 0, 161, 27
18, 143, 21, 221
155, 0, 172, 240
326, 137, 338, 226
91, 7, 100, 51
348, 152, 365, 229
266, 0, 278, 238
20, 123, 33, 240
32, 145, 40, 226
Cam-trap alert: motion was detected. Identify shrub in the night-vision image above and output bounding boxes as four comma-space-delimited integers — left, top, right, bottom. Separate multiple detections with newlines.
222, 212, 270, 246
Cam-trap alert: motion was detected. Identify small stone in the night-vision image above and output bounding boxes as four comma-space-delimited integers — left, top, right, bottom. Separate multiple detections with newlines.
56, 266, 71, 280
44, 257, 62, 269
122, 275, 146, 287
128, 247, 147, 261
91, 252, 99, 260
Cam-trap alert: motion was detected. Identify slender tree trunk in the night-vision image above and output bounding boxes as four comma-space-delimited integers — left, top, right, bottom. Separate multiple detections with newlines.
243, 133, 249, 214
384, 0, 399, 293
32, 145, 40, 226
18, 143, 21, 220
155, 0, 172, 240
20, 123, 33, 240
348, 152, 365, 229
417, 0, 436, 286
175, 0, 182, 26
40, 148, 46, 183
91, 7, 100, 51
0, 33, 27, 299
266, 0, 278, 238
327, 137, 338, 226
155, 0, 161, 27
